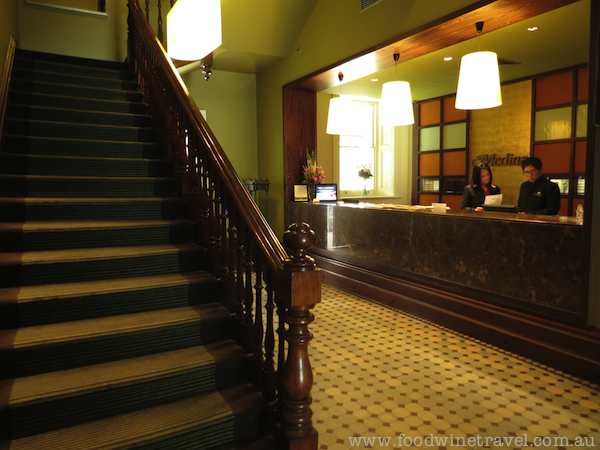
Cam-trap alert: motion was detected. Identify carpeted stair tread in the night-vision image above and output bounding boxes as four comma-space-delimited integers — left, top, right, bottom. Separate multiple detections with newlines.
1, 341, 249, 439
0, 173, 177, 198
6, 103, 153, 127
15, 49, 129, 73
7, 303, 224, 347
0, 271, 214, 304
5, 117, 157, 142
0, 153, 170, 177
10, 78, 144, 102
1, 384, 266, 450
5, 341, 243, 407
1, 135, 162, 158
13, 67, 138, 91
0, 196, 186, 222
0, 219, 194, 251
8, 90, 148, 114
0, 271, 217, 327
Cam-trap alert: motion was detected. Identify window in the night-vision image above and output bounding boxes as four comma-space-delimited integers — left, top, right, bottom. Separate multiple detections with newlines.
339, 101, 376, 195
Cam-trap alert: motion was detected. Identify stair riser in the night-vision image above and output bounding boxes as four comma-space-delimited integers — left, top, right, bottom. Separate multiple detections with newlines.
0, 223, 194, 252
4, 354, 248, 440
10, 79, 143, 102
0, 249, 206, 288
5, 119, 157, 142
13, 68, 138, 91
0, 199, 186, 222
0, 176, 178, 198
1, 317, 231, 378
1, 278, 215, 328
0, 154, 171, 178
1, 135, 163, 159
9, 91, 148, 114
6, 104, 153, 128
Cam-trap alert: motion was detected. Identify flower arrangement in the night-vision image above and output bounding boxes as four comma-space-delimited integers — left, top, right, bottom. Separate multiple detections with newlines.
302, 149, 326, 185
358, 164, 373, 180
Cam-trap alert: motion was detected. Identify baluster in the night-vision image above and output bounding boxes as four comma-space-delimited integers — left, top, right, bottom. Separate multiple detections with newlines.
253, 261, 264, 389
277, 222, 320, 448
157, 0, 163, 43
145, 0, 149, 21
263, 270, 277, 404
242, 240, 254, 353
225, 207, 238, 312
235, 221, 246, 344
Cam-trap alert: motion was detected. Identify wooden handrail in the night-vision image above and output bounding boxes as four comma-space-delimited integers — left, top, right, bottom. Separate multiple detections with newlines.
0, 35, 17, 151
127, 2, 320, 447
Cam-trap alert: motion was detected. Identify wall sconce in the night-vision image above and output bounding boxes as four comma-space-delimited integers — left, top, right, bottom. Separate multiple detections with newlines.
167, 0, 222, 61
326, 72, 361, 136
455, 22, 502, 110
380, 53, 414, 126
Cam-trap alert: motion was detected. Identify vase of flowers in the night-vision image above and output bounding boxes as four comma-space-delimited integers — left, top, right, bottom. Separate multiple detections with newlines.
358, 164, 373, 196
302, 149, 325, 200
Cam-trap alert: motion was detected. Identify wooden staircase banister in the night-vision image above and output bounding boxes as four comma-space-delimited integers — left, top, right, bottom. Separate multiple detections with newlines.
128, 0, 286, 274
127, 1, 320, 448
0, 35, 17, 150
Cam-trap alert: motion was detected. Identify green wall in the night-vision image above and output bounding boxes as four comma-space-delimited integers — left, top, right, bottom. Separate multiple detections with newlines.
0, 0, 18, 81
17, 0, 128, 62
182, 69, 259, 182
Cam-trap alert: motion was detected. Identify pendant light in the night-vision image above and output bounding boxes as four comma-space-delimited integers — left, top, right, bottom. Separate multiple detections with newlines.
326, 72, 361, 136
167, 0, 222, 61
455, 22, 502, 110
380, 53, 414, 126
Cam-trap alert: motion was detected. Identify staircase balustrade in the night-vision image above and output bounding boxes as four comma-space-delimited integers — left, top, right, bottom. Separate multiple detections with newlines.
127, 2, 320, 448
0, 35, 17, 146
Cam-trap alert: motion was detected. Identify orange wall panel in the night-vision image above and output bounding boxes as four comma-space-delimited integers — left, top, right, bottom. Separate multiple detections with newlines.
577, 68, 589, 102
419, 194, 439, 206
533, 143, 571, 174
442, 151, 466, 176
419, 153, 439, 176
535, 71, 573, 108
419, 100, 441, 126
442, 96, 466, 123
559, 198, 568, 217
441, 195, 462, 210
574, 140, 586, 173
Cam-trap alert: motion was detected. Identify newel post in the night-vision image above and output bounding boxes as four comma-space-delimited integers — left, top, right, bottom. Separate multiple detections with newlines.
276, 222, 320, 450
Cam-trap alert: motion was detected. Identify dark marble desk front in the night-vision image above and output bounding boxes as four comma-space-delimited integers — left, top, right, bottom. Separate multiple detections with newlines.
287, 202, 585, 322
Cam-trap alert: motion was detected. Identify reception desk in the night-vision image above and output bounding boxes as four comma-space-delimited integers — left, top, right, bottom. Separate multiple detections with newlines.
287, 201, 585, 324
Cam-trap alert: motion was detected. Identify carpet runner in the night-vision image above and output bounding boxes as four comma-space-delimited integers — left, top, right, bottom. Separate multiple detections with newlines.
0, 49, 270, 449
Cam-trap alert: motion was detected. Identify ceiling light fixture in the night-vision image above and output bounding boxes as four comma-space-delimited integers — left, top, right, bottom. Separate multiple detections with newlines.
167, 0, 222, 61
379, 53, 414, 126
527, 26, 539, 32
326, 72, 361, 136
455, 21, 502, 110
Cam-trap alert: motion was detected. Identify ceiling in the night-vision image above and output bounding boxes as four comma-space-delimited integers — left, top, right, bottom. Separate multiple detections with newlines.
320, 0, 590, 101
208, 0, 318, 74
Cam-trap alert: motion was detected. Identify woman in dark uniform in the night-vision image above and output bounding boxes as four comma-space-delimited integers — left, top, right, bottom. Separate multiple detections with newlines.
461, 163, 501, 211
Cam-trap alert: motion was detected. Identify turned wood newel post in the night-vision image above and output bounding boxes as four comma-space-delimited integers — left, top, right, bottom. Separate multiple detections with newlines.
277, 222, 320, 449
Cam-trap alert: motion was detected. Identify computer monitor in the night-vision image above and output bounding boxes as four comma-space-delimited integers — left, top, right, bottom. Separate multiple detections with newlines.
315, 183, 338, 202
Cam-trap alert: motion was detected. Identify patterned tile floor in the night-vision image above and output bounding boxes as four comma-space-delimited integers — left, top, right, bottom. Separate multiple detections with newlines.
310, 285, 600, 450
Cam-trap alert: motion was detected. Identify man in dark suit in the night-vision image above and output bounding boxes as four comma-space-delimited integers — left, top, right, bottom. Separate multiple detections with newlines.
517, 157, 561, 215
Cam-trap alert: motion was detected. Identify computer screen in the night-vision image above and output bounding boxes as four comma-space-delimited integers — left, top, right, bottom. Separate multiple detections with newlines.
315, 183, 338, 202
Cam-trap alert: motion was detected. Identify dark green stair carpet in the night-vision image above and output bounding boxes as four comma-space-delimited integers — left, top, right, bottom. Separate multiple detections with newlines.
0, 49, 267, 449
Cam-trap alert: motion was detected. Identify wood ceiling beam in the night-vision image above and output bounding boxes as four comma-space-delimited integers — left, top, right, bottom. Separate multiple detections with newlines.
286, 0, 581, 92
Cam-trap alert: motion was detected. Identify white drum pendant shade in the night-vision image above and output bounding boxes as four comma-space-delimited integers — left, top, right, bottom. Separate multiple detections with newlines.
167, 0, 222, 61
455, 51, 502, 110
326, 97, 361, 136
380, 81, 414, 126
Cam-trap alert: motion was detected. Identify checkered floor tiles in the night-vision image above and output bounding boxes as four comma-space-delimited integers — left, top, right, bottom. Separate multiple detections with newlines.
309, 284, 600, 450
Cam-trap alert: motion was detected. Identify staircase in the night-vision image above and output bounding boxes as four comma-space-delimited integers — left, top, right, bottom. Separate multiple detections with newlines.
0, 49, 272, 449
